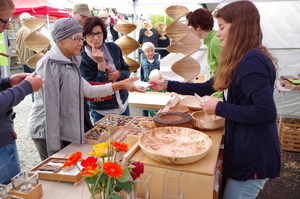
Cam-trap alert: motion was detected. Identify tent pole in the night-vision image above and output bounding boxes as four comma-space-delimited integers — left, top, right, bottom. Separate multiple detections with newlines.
46, 14, 50, 33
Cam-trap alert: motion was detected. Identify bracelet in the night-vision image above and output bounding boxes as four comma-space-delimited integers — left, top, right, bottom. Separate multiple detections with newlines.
162, 80, 168, 91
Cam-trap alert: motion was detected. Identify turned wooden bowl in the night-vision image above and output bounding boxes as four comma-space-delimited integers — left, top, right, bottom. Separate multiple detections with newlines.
165, 5, 189, 20
115, 36, 140, 55
153, 112, 192, 128
191, 111, 225, 130
180, 96, 203, 110
123, 56, 140, 72
24, 31, 50, 52
113, 24, 136, 35
169, 104, 189, 113
139, 127, 212, 164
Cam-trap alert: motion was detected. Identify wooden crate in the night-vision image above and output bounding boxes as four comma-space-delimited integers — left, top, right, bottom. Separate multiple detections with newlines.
280, 122, 300, 152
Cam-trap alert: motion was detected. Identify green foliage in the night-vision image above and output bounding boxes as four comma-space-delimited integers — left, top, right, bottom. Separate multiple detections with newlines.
149, 14, 173, 27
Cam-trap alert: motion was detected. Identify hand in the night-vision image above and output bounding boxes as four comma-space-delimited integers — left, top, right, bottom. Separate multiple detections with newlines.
9, 73, 31, 86
200, 96, 222, 115
108, 70, 120, 82
25, 74, 45, 92
92, 43, 105, 64
149, 79, 164, 91
112, 77, 146, 93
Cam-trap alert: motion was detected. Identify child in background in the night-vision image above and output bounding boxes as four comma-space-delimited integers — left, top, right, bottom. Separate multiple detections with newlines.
140, 42, 160, 116
140, 42, 160, 82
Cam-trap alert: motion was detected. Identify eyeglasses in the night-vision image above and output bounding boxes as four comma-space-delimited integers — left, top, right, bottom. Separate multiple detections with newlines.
67, 36, 86, 42
0, 17, 12, 29
86, 32, 103, 39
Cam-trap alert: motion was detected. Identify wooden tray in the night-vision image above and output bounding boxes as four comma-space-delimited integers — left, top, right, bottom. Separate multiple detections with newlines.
30, 157, 82, 185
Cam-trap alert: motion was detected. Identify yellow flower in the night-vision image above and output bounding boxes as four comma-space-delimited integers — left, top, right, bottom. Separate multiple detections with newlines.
89, 142, 109, 157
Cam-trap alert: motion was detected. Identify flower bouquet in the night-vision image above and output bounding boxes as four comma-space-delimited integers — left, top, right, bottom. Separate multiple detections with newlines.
62, 141, 144, 199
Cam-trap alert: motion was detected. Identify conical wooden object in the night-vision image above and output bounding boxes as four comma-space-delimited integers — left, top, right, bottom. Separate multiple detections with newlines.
26, 52, 44, 69
124, 56, 140, 72
115, 36, 140, 55
166, 5, 189, 21
166, 21, 189, 41
24, 32, 50, 52
167, 32, 201, 55
24, 18, 46, 31
171, 56, 200, 82
114, 24, 136, 35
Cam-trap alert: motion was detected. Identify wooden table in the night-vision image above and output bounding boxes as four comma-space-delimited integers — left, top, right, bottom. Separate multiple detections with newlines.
129, 128, 223, 199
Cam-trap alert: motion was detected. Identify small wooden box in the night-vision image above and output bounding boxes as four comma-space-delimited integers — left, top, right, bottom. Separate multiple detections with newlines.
94, 114, 135, 127
280, 122, 300, 152
30, 157, 82, 185
9, 183, 43, 199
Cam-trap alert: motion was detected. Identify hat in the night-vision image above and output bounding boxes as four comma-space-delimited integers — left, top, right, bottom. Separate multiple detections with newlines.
51, 18, 83, 43
73, 3, 91, 17
20, 12, 34, 22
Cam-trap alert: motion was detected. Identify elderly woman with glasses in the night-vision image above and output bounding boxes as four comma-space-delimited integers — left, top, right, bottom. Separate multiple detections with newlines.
80, 17, 131, 123
27, 18, 143, 160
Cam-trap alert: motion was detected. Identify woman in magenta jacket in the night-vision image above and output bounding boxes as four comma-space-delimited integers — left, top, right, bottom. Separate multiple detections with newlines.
150, 1, 280, 198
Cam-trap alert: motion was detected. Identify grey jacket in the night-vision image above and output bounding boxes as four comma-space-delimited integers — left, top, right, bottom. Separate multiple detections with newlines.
27, 44, 114, 156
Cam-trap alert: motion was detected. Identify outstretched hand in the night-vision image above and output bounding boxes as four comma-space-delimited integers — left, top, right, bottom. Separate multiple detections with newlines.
123, 77, 147, 92
149, 79, 165, 91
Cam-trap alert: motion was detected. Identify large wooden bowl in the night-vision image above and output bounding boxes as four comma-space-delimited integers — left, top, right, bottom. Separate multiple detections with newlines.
139, 127, 212, 164
153, 112, 192, 128
191, 111, 225, 130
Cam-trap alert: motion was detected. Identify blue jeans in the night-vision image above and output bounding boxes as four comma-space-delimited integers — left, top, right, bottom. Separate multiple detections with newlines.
0, 141, 21, 184
223, 178, 268, 199
91, 105, 130, 123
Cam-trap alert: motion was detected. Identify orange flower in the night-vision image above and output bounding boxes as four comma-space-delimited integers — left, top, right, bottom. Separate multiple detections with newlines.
81, 156, 100, 177
111, 141, 128, 152
62, 152, 82, 168
103, 162, 124, 178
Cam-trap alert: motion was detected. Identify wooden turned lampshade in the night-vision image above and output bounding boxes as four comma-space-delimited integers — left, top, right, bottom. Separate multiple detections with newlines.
26, 52, 44, 69
24, 18, 46, 31
166, 5, 189, 21
24, 32, 50, 52
166, 21, 189, 41
171, 56, 200, 82
124, 56, 140, 72
115, 36, 140, 55
113, 24, 137, 35
167, 32, 201, 55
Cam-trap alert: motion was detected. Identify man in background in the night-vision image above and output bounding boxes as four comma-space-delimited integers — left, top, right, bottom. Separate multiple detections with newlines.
72, 3, 91, 26
98, 12, 120, 42
16, 12, 35, 74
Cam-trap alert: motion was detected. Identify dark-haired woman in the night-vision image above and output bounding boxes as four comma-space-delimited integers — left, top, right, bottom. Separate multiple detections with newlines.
80, 17, 130, 123
150, 1, 280, 198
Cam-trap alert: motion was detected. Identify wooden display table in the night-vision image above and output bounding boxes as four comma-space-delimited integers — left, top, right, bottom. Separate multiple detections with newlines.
129, 128, 224, 199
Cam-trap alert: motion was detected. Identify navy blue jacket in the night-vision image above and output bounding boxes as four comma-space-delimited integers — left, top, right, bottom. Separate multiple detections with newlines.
0, 73, 32, 147
80, 42, 130, 110
167, 49, 281, 180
